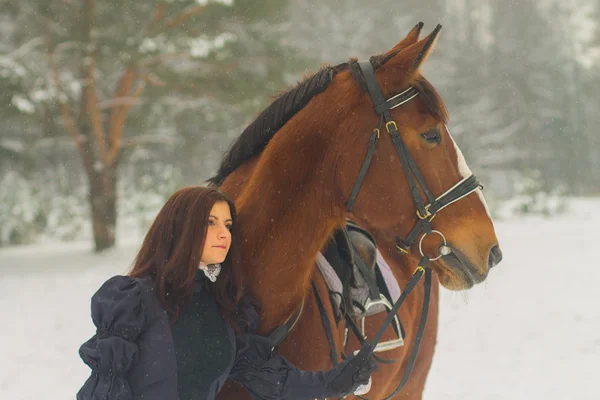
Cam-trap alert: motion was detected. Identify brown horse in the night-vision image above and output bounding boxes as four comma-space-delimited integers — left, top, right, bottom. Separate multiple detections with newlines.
214, 23, 501, 399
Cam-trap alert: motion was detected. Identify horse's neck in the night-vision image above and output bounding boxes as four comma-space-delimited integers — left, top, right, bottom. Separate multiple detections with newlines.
371, 230, 418, 283
234, 145, 344, 331
237, 189, 343, 330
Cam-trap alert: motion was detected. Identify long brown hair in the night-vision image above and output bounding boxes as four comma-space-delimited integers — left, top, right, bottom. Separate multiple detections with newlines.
129, 186, 243, 326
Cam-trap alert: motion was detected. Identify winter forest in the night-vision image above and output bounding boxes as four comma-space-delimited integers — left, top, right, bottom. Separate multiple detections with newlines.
1, 1, 599, 399
1, 0, 598, 249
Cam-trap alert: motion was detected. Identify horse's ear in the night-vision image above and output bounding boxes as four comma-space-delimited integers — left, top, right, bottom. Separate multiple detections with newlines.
385, 22, 424, 55
379, 24, 442, 81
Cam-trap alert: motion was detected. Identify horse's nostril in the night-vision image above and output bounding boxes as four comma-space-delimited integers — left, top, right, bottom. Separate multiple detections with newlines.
488, 245, 503, 269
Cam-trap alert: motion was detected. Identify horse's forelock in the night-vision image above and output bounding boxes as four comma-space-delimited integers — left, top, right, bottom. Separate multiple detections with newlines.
412, 77, 449, 124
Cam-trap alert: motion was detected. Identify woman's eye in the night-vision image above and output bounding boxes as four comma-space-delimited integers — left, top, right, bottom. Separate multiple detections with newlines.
226, 225, 232, 231
420, 130, 441, 144
208, 219, 215, 226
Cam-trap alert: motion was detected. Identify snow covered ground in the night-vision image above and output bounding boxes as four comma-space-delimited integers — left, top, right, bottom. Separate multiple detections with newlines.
1, 199, 598, 399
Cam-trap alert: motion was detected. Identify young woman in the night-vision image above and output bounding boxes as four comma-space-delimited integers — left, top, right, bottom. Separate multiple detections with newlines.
77, 186, 376, 400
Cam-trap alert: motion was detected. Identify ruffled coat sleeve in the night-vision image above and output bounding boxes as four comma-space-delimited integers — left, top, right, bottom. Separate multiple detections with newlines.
77, 276, 149, 400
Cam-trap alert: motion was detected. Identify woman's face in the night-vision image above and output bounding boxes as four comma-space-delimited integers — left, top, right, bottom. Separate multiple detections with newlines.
200, 201, 233, 265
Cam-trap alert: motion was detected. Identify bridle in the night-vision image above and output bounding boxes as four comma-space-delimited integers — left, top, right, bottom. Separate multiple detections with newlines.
346, 60, 482, 260
342, 59, 483, 399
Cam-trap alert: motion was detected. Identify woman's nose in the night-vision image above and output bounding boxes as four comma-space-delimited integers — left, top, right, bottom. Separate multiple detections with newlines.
218, 226, 230, 238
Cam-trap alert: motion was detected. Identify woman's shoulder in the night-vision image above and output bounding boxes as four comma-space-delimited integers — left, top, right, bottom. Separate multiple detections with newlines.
90, 275, 159, 340
94, 274, 154, 298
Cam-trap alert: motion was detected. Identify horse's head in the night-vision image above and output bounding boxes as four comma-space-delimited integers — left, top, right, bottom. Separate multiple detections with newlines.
323, 24, 502, 290
213, 23, 501, 291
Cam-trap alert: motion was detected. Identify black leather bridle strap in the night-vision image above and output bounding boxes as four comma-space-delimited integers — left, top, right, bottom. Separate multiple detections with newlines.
344, 260, 432, 400
346, 129, 381, 212
343, 312, 400, 365
311, 280, 339, 366
375, 86, 419, 114
358, 60, 390, 120
387, 123, 432, 216
396, 174, 482, 252
390, 122, 437, 204
428, 174, 481, 215
357, 60, 435, 217
268, 297, 305, 347
375, 267, 432, 400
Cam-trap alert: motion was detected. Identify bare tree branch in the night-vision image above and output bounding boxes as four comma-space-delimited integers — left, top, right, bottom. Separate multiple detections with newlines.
98, 96, 145, 109
48, 50, 85, 152
8, 36, 46, 59
165, 4, 209, 29
122, 134, 181, 150
22, 4, 63, 35
140, 52, 192, 67
106, 79, 146, 166
142, 72, 168, 87
147, 1, 169, 31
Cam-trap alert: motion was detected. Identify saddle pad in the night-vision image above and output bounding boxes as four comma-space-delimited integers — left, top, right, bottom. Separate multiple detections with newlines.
376, 250, 401, 303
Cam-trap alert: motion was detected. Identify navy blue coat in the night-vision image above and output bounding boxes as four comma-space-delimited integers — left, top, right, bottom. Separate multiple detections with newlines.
77, 275, 365, 400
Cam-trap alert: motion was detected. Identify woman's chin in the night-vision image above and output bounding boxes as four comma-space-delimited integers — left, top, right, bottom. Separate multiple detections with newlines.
203, 257, 226, 265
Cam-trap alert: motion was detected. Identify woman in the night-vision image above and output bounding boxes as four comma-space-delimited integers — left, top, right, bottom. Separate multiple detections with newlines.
77, 186, 376, 400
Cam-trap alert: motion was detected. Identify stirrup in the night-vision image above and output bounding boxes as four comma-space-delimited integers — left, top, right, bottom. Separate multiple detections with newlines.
360, 294, 404, 352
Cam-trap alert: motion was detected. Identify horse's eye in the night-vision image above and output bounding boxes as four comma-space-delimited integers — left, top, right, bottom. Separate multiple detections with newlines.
420, 130, 441, 144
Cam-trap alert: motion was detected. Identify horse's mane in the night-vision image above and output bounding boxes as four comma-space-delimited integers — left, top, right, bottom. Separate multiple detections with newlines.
208, 50, 447, 186
207, 62, 349, 186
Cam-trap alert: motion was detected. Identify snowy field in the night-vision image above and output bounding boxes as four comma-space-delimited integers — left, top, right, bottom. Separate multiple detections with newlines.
1, 198, 599, 399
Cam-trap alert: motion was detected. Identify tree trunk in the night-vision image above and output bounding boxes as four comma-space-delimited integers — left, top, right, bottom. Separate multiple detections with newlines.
86, 162, 118, 252
77, 125, 118, 252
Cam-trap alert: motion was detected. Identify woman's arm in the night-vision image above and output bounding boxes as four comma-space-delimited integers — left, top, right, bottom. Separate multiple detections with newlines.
230, 333, 377, 400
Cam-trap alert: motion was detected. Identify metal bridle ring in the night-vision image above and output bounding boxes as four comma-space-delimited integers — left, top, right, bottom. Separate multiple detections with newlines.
418, 230, 447, 261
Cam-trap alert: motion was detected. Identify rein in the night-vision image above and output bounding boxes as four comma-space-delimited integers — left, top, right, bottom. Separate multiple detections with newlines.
267, 297, 305, 348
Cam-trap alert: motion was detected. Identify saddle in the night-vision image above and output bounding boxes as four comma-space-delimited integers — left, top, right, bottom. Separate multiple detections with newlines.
270, 220, 403, 358
316, 221, 404, 351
